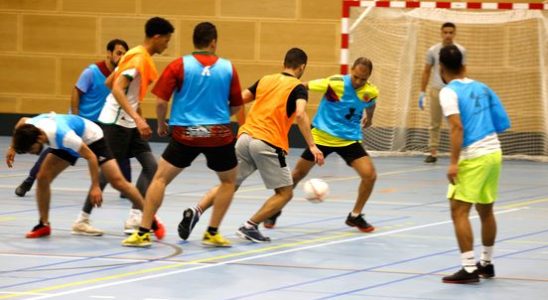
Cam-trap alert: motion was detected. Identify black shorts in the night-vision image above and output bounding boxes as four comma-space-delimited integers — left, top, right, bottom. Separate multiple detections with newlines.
102, 124, 152, 159
301, 142, 368, 166
49, 138, 114, 166
162, 138, 237, 172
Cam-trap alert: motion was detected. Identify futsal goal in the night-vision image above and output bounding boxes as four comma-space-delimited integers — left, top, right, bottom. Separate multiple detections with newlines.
342, 1, 548, 159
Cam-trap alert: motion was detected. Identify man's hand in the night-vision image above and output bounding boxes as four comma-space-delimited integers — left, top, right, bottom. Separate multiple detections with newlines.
135, 116, 152, 140
447, 163, 458, 185
418, 92, 426, 110
309, 145, 325, 166
89, 185, 103, 207
157, 121, 169, 137
5, 147, 15, 168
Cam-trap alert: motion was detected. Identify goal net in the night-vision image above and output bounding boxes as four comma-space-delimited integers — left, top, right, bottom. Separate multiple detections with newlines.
344, 2, 548, 159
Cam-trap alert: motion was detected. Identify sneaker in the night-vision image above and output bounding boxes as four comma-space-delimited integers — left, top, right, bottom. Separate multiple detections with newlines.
122, 232, 152, 248
264, 211, 282, 229
424, 155, 437, 163
345, 213, 375, 232
152, 217, 166, 240
202, 231, 232, 247
26, 223, 51, 238
124, 210, 142, 234
178, 208, 200, 240
15, 180, 33, 197
72, 219, 104, 236
237, 226, 271, 243
476, 262, 495, 278
442, 268, 480, 284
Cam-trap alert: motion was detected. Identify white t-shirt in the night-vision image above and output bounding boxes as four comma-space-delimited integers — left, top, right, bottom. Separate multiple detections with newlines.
98, 68, 141, 128
426, 42, 466, 89
439, 78, 501, 160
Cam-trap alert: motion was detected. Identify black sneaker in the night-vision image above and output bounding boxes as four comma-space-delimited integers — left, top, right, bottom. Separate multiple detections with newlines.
177, 208, 200, 240
15, 180, 33, 197
264, 211, 282, 229
424, 155, 437, 163
476, 262, 495, 278
237, 225, 271, 243
345, 213, 375, 232
442, 268, 480, 284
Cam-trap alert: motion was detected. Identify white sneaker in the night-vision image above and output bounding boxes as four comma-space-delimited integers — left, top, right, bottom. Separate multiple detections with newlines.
124, 210, 142, 235
72, 219, 104, 236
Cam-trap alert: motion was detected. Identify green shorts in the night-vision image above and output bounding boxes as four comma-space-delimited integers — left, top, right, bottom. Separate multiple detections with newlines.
447, 151, 502, 204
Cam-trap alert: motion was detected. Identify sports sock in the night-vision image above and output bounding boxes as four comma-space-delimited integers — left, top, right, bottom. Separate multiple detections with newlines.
461, 251, 477, 273
194, 205, 203, 216
76, 211, 90, 223
480, 246, 494, 266
207, 226, 218, 235
138, 227, 150, 236
244, 220, 258, 229
350, 212, 360, 218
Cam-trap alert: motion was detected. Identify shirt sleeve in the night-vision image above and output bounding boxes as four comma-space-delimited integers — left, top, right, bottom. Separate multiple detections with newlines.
152, 58, 184, 101
307, 78, 329, 93
289, 84, 308, 102
228, 65, 243, 107
439, 87, 459, 117
425, 47, 435, 66
247, 80, 260, 97
75, 68, 94, 94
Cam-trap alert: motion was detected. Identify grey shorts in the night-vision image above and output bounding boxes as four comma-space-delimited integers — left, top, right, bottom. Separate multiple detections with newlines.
235, 133, 293, 190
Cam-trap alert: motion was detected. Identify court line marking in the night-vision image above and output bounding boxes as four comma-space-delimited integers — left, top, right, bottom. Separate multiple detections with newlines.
15, 207, 524, 300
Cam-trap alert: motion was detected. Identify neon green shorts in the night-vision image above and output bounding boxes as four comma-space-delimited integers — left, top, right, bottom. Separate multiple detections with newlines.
447, 151, 502, 204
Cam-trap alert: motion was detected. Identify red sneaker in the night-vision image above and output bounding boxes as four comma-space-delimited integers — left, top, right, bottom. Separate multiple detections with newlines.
152, 217, 166, 240
26, 223, 51, 238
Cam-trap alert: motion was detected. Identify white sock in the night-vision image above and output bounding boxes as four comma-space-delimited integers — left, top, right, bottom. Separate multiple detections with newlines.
76, 211, 90, 223
244, 220, 257, 229
461, 251, 477, 273
130, 208, 142, 217
480, 246, 494, 266
350, 212, 360, 218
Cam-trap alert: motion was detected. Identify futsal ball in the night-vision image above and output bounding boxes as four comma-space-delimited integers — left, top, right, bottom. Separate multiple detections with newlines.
303, 178, 329, 203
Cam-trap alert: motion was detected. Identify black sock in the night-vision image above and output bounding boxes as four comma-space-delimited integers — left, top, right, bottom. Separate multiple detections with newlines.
151, 220, 158, 231
207, 226, 218, 235
138, 227, 150, 236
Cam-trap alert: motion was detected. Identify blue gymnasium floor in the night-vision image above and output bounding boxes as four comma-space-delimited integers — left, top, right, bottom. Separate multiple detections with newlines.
0, 137, 547, 300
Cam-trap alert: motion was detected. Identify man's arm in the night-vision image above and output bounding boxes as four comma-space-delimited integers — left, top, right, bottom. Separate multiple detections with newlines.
361, 103, 376, 129
446, 114, 463, 185
5, 117, 30, 168
111, 74, 152, 139
70, 88, 83, 115
418, 64, 432, 110
78, 143, 103, 207
295, 99, 324, 166
156, 97, 169, 137
236, 88, 257, 125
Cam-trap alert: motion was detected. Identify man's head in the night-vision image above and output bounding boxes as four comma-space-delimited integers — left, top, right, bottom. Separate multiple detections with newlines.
106, 39, 129, 67
283, 48, 308, 79
441, 22, 457, 45
145, 17, 174, 54
439, 45, 464, 83
193, 22, 218, 51
350, 57, 373, 89
12, 124, 45, 155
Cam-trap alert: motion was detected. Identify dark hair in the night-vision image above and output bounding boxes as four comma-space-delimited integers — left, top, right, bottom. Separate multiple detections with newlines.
439, 45, 463, 73
352, 57, 373, 73
12, 124, 41, 154
193, 22, 217, 49
442, 22, 456, 30
283, 48, 308, 69
145, 17, 174, 38
106, 39, 129, 52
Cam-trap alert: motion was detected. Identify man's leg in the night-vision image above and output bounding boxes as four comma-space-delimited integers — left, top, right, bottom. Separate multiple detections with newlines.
15, 148, 50, 197
101, 159, 145, 211
442, 198, 479, 283
427, 88, 442, 162
118, 157, 132, 198
27, 153, 70, 238
122, 158, 182, 247
475, 203, 496, 278
345, 156, 377, 232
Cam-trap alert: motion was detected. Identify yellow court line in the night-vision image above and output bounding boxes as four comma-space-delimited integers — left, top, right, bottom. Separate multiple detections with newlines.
499, 198, 548, 209
0, 232, 355, 299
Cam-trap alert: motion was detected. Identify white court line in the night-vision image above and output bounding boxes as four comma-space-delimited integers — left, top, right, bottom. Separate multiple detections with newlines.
27, 207, 525, 300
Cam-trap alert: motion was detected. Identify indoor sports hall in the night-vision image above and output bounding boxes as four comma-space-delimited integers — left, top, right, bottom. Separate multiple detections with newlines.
1, 1, 547, 299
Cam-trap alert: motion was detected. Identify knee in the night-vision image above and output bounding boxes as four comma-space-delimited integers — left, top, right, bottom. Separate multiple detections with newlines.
277, 187, 293, 201
109, 176, 127, 191
36, 171, 52, 186
361, 170, 377, 184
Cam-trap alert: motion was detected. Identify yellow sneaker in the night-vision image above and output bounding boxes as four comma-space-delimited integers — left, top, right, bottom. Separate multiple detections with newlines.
202, 231, 232, 248
122, 231, 152, 248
